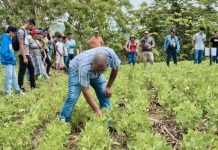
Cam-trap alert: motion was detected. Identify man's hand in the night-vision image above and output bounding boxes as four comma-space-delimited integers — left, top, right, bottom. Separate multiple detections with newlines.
104, 86, 112, 97
96, 109, 102, 117
23, 57, 28, 64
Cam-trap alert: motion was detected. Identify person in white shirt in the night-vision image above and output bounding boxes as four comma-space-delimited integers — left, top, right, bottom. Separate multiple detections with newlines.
55, 35, 64, 73
66, 33, 77, 60
192, 27, 206, 64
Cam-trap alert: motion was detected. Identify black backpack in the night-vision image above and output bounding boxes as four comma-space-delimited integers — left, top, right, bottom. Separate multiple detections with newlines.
12, 28, 25, 51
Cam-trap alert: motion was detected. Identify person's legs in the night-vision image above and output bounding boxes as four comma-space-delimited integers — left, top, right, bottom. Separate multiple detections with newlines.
3, 65, 13, 94
148, 52, 154, 65
18, 55, 27, 88
11, 65, 21, 92
26, 56, 36, 88
166, 50, 172, 66
198, 50, 203, 64
143, 52, 148, 67
132, 52, 137, 66
91, 75, 111, 109
172, 50, 177, 65
64, 56, 69, 70
45, 57, 51, 76
128, 52, 132, 64
69, 54, 74, 60
60, 70, 81, 122
194, 49, 199, 64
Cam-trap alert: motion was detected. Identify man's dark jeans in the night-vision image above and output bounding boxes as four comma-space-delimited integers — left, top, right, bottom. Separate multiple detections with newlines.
18, 55, 36, 88
166, 49, 177, 66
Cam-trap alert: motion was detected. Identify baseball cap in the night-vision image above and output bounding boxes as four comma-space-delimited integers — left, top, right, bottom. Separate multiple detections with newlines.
144, 31, 149, 34
38, 29, 45, 35
31, 29, 40, 35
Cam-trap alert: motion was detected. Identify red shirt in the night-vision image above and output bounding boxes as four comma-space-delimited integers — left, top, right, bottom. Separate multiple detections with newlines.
129, 41, 137, 52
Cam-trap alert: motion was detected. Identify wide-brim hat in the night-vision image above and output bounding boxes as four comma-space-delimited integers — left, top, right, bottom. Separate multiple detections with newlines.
130, 35, 136, 38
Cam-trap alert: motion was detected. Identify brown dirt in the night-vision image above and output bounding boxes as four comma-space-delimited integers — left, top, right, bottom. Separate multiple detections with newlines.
67, 122, 84, 150
147, 86, 183, 150
111, 132, 128, 150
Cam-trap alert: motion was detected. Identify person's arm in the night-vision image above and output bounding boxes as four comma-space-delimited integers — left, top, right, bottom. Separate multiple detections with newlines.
101, 37, 104, 46
151, 38, 155, 48
192, 35, 196, 48
125, 41, 129, 52
164, 36, 168, 51
87, 37, 93, 47
176, 37, 180, 52
18, 30, 28, 64
81, 86, 102, 116
105, 69, 118, 97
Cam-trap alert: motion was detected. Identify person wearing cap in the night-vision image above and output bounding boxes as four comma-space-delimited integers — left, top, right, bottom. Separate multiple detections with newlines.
164, 29, 180, 66
193, 27, 206, 64
29, 29, 49, 79
0, 25, 25, 96
125, 35, 139, 67
59, 47, 121, 122
141, 31, 155, 68
87, 30, 104, 48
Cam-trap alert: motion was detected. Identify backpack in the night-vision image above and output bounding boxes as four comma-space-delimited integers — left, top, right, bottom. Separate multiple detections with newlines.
12, 28, 25, 51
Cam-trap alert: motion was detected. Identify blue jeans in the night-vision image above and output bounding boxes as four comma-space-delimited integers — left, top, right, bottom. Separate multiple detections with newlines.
2, 65, 21, 94
166, 49, 177, 66
128, 52, 137, 65
212, 48, 218, 63
194, 49, 203, 64
64, 56, 69, 69
60, 68, 110, 122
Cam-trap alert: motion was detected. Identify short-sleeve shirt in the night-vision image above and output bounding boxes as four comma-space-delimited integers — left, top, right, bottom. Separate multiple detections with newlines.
193, 33, 206, 50
70, 47, 121, 87
17, 29, 30, 55
141, 36, 155, 52
210, 37, 218, 47
67, 39, 76, 54
56, 42, 64, 56
88, 36, 104, 48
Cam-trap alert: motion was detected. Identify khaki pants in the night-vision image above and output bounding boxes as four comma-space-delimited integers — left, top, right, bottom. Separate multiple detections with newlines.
142, 51, 154, 67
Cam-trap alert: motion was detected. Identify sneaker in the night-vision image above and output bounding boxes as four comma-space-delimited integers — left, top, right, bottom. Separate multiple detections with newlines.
18, 91, 26, 96
5, 93, 12, 97
19, 86, 26, 92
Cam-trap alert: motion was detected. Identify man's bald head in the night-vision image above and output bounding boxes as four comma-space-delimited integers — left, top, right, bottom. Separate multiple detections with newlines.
93, 53, 107, 73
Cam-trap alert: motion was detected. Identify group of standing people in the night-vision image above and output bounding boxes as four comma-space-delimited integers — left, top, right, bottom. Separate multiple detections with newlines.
0, 19, 53, 95
125, 27, 218, 67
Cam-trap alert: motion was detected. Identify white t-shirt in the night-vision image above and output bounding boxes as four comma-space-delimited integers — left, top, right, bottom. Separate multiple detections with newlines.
193, 33, 206, 50
56, 42, 64, 56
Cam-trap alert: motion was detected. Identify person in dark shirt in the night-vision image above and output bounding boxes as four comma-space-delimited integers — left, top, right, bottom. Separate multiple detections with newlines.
210, 31, 218, 63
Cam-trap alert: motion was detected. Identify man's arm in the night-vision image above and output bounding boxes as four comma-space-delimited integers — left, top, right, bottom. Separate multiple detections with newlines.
107, 69, 118, 88
18, 30, 28, 64
19, 38, 28, 64
101, 37, 104, 46
192, 40, 195, 48
105, 69, 118, 97
81, 86, 102, 116
151, 38, 155, 48
87, 37, 93, 47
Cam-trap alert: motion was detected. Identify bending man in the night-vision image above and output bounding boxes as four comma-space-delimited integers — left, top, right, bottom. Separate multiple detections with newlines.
60, 47, 121, 122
